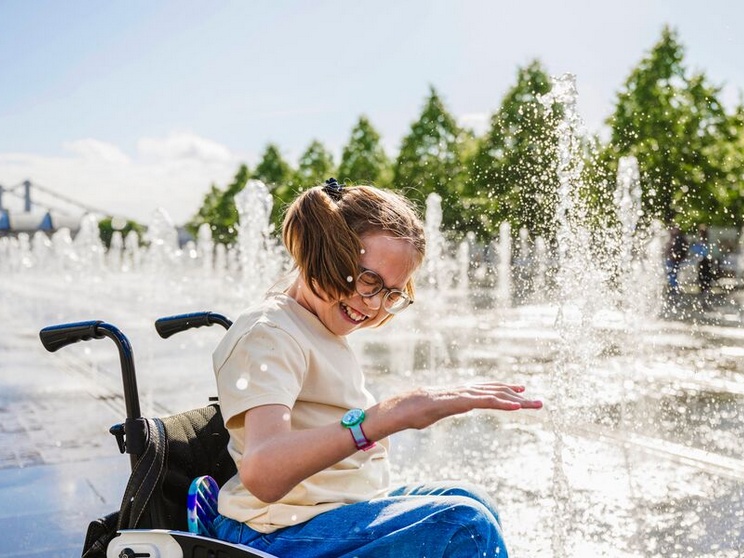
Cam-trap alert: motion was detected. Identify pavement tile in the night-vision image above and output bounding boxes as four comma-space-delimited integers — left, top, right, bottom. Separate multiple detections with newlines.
0, 457, 128, 557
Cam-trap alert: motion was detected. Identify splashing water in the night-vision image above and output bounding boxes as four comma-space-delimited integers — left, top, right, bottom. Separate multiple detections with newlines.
423, 192, 448, 290
234, 180, 283, 298
1, 93, 743, 558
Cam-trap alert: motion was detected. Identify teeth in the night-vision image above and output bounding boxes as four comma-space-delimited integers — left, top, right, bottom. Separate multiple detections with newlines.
342, 303, 367, 322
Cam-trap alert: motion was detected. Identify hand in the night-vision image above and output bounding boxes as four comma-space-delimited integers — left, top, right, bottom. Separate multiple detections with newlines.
373, 382, 543, 433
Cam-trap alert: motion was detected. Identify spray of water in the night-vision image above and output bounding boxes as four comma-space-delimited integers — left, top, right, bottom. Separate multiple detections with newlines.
2, 92, 743, 558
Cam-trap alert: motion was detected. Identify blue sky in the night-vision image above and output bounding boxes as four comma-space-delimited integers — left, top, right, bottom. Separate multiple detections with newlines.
1, 1, 741, 224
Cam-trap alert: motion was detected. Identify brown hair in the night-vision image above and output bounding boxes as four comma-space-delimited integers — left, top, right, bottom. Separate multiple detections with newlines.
282, 183, 426, 303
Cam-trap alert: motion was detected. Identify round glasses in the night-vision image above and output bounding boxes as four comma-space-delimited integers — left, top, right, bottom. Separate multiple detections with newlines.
355, 269, 413, 315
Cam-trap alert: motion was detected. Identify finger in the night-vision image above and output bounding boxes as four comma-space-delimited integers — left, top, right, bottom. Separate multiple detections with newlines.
491, 399, 543, 411
518, 399, 543, 409
470, 382, 527, 393
481, 391, 543, 410
468, 384, 528, 397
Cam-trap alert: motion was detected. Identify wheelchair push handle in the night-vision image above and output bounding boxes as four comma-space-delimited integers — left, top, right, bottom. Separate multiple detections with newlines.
40, 320, 143, 468
155, 311, 233, 338
39, 320, 141, 424
39, 320, 106, 353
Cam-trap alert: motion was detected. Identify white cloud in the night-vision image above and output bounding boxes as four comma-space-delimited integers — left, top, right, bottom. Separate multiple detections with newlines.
137, 132, 233, 163
63, 138, 131, 164
0, 133, 240, 224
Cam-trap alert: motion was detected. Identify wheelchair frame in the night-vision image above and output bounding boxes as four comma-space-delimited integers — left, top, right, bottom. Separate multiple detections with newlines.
40, 312, 278, 558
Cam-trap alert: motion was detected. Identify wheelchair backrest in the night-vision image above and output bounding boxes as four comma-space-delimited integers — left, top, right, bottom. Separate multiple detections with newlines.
120, 404, 236, 532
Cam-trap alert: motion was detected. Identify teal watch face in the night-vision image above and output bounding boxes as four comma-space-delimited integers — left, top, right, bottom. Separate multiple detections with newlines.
341, 408, 365, 427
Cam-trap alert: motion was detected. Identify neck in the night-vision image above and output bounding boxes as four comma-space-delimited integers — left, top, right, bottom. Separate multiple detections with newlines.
286, 276, 315, 315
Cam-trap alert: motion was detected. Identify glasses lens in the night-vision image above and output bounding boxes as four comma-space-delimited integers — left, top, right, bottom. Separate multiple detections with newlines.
384, 291, 411, 314
356, 270, 383, 297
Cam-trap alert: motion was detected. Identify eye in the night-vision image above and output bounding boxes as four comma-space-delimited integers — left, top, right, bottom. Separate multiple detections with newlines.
356, 270, 383, 296
383, 291, 412, 314
386, 291, 403, 303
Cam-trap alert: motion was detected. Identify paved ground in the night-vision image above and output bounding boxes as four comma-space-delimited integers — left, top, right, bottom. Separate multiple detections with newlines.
1, 278, 740, 557
0, 329, 132, 557
0, 281, 228, 558
0, 457, 127, 557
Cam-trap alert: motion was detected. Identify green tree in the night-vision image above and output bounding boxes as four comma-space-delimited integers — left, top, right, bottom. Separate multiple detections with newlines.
467, 60, 558, 240
187, 164, 249, 246
605, 26, 733, 229
338, 116, 391, 187
393, 86, 467, 233
252, 143, 296, 226
700, 103, 744, 228
98, 217, 144, 249
295, 140, 335, 187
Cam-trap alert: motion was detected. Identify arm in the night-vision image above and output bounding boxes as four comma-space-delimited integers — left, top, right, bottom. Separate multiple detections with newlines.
240, 382, 542, 502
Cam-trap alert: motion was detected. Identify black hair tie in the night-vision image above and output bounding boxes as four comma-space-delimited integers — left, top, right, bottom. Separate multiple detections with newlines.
323, 177, 344, 201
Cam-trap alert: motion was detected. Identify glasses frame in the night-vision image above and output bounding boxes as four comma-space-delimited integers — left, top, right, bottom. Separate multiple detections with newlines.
354, 268, 413, 314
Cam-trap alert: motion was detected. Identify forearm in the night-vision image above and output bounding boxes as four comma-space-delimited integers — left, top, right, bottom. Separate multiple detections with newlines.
240, 396, 420, 502
241, 383, 541, 502
363, 389, 438, 440
240, 408, 366, 503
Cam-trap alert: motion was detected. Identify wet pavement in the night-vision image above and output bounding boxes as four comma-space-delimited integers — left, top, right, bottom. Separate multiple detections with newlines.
1, 271, 742, 558
0, 457, 127, 557
0, 340, 129, 558
0, 331, 130, 557
0, 280, 228, 558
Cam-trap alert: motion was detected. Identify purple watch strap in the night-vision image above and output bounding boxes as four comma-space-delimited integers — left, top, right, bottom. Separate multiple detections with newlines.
348, 422, 375, 451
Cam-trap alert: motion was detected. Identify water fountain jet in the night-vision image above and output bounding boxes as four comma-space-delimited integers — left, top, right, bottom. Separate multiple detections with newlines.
1, 97, 743, 558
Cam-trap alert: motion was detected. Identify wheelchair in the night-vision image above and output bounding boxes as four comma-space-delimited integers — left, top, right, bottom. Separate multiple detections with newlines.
40, 312, 279, 558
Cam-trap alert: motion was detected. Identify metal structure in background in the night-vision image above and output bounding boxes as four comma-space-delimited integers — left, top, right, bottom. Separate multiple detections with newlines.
0, 180, 112, 236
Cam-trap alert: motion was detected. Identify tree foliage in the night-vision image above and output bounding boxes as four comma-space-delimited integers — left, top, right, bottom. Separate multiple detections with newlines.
702, 103, 744, 227
467, 60, 558, 240
394, 86, 468, 233
252, 144, 296, 227
295, 140, 335, 187
604, 26, 734, 229
187, 164, 249, 246
98, 217, 144, 249
185, 26, 743, 250
337, 116, 391, 187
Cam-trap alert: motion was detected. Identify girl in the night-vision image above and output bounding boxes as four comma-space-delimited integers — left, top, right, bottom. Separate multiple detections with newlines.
212, 179, 543, 557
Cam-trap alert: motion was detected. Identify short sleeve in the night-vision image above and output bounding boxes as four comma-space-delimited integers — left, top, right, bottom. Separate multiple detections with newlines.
215, 322, 306, 429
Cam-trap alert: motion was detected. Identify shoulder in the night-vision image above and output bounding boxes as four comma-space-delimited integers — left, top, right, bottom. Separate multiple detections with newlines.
213, 296, 306, 370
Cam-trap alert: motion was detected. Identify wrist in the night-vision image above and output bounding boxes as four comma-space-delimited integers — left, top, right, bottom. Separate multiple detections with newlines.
341, 408, 375, 451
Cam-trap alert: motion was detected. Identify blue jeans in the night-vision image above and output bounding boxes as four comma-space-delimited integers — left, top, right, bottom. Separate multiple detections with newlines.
212, 481, 508, 557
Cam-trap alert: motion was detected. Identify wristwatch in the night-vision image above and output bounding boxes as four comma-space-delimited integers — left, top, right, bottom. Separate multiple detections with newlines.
341, 408, 375, 451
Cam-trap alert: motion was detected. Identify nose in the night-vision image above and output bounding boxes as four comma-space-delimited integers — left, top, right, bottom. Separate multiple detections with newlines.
360, 291, 383, 311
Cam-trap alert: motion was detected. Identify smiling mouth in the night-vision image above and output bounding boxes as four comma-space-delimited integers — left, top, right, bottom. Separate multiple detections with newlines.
341, 303, 368, 323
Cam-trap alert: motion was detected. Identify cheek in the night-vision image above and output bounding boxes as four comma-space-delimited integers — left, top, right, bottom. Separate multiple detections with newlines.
365, 309, 389, 328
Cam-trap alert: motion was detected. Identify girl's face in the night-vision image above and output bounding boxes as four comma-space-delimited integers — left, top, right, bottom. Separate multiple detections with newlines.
295, 232, 419, 336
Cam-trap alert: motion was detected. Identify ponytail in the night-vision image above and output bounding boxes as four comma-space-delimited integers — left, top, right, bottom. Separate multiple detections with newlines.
282, 186, 361, 301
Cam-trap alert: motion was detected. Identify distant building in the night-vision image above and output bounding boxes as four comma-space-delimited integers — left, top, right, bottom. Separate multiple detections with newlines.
0, 209, 82, 237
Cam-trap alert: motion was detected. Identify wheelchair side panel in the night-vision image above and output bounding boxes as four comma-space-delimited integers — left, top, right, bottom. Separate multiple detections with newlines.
107, 529, 280, 558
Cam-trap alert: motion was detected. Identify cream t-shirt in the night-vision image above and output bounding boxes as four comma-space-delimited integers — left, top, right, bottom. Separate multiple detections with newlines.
212, 292, 390, 533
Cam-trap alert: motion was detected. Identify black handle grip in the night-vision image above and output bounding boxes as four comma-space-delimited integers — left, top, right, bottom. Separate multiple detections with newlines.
154, 311, 232, 338
40, 320, 142, 467
39, 320, 105, 353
